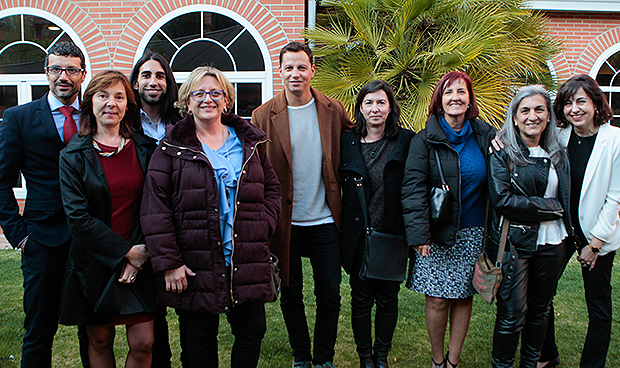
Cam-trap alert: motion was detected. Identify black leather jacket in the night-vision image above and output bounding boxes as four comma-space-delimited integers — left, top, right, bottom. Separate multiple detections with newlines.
488, 143, 573, 256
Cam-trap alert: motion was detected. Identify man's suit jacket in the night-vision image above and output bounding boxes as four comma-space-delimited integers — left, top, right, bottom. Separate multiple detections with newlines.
251, 87, 353, 285
0, 94, 71, 248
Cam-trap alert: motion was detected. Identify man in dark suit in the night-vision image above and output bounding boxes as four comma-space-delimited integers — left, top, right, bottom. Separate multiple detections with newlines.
0, 41, 87, 368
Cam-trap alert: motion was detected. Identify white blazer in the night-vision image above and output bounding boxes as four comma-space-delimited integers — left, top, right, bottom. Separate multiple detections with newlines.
559, 123, 620, 255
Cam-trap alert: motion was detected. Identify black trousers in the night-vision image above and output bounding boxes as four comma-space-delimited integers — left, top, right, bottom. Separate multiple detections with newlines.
176, 301, 266, 368
492, 242, 566, 368
20, 238, 70, 368
151, 306, 173, 368
349, 238, 400, 360
280, 223, 341, 365
539, 240, 575, 363
541, 245, 615, 368
580, 251, 615, 368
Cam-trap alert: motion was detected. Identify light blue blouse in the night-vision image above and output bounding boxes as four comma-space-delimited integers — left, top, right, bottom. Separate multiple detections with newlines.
200, 126, 243, 266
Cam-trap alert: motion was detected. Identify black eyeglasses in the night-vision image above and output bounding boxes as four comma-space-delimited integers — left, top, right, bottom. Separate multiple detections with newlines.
190, 90, 225, 102
46, 66, 85, 76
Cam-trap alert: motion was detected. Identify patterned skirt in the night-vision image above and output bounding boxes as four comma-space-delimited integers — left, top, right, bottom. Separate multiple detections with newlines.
406, 226, 483, 299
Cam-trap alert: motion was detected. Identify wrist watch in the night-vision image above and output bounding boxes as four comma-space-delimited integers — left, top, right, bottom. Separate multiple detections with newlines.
589, 243, 601, 254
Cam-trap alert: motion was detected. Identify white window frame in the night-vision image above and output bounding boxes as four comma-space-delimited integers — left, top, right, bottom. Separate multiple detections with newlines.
590, 43, 620, 122
0, 8, 90, 199
133, 5, 274, 104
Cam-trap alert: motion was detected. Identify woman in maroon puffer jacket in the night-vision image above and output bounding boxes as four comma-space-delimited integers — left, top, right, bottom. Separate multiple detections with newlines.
140, 66, 281, 368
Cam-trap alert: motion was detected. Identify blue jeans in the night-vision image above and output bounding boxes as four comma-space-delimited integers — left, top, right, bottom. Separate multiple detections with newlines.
280, 223, 342, 365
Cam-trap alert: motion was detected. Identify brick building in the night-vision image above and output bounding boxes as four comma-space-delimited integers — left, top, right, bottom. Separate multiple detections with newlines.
0, 0, 619, 244
533, 0, 620, 123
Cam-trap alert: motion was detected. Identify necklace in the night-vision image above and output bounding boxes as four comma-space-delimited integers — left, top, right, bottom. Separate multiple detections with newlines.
361, 136, 383, 158
93, 137, 126, 157
574, 131, 596, 145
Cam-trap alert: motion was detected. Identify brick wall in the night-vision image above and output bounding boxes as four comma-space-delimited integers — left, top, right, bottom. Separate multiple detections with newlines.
0, 0, 307, 241
0, 0, 307, 92
546, 11, 620, 82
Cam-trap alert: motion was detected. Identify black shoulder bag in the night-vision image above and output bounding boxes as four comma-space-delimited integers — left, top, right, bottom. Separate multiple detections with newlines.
354, 176, 409, 282
429, 148, 450, 222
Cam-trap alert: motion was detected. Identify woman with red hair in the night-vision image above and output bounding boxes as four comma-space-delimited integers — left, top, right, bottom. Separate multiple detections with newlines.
402, 71, 496, 368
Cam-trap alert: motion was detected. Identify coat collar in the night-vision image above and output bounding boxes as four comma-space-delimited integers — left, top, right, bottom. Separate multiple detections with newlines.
37, 93, 63, 149
425, 114, 494, 157
266, 87, 334, 168
164, 113, 266, 151
581, 123, 611, 198
341, 128, 411, 177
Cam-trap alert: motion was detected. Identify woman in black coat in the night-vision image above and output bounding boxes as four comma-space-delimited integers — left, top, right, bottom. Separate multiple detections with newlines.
401, 71, 495, 368
488, 85, 572, 368
340, 80, 414, 368
59, 70, 157, 368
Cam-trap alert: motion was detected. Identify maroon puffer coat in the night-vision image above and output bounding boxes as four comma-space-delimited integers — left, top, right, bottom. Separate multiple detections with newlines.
140, 114, 281, 314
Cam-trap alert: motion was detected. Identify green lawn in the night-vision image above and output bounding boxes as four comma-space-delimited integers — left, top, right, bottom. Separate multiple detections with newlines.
0, 249, 618, 367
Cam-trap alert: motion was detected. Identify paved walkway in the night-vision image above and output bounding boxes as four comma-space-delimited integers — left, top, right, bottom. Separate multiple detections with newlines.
1, 234, 11, 249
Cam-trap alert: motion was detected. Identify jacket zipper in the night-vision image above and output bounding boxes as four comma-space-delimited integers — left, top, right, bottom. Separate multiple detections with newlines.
163, 139, 271, 308
229, 138, 269, 306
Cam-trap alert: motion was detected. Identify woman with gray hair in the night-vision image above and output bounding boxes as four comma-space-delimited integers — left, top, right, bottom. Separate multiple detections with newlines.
487, 86, 573, 367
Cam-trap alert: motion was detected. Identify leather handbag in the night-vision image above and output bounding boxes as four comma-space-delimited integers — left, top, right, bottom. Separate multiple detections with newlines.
473, 158, 515, 304
355, 177, 408, 282
473, 214, 510, 304
429, 149, 450, 222
266, 253, 281, 303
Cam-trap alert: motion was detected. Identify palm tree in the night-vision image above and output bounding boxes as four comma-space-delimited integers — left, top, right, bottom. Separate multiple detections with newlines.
304, 0, 560, 130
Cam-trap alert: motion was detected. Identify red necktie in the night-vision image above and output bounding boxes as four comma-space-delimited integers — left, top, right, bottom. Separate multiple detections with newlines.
59, 106, 77, 143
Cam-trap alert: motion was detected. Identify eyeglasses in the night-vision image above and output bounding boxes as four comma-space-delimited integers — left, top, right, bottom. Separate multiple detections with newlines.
46, 66, 85, 76
190, 90, 225, 102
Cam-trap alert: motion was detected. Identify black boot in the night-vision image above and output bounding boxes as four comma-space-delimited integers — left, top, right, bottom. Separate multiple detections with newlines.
373, 350, 389, 368
360, 355, 375, 368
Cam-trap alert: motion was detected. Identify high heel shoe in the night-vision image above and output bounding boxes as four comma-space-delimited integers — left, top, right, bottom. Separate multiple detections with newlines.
445, 351, 458, 368
432, 358, 445, 368
538, 356, 561, 368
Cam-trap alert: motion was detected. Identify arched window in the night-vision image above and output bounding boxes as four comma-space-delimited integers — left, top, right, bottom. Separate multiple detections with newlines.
138, 8, 271, 119
0, 11, 87, 198
594, 48, 620, 126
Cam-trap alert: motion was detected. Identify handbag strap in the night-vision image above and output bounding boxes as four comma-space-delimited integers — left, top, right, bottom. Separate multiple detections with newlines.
495, 215, 510, 267
354, 176, 371, 232
494, 158, 514, 267
434, 149, 449, 191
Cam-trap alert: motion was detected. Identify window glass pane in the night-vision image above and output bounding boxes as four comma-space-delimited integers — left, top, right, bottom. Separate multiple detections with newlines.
609, 92, 620, 115
0, 85, 18, 121
163, 12, 200, 44
0, 15, 21, 51
203, 12, 240, 44
597, 62, 613, 87
32, 85, 49, 101
236, 83, 261, 118
606, 51, 620, 71
0, 44, 46, 74
229, 31, 265, 71
173, 41, 234, 72
145, 34, 177, 62
23, 15, 62, 49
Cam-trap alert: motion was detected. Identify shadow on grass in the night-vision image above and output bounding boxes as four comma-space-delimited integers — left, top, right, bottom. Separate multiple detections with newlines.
0, 250, 618, 367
